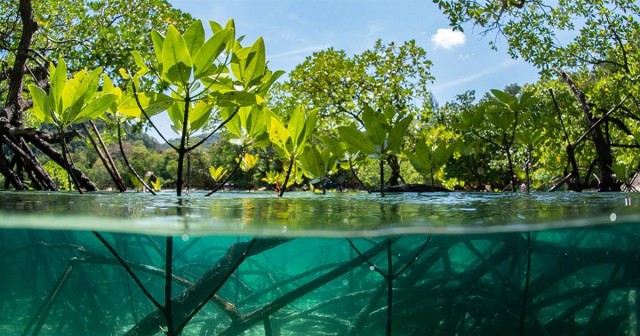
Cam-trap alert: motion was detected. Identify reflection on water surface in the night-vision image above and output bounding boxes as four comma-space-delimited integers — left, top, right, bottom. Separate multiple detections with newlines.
0, 191, 638, 236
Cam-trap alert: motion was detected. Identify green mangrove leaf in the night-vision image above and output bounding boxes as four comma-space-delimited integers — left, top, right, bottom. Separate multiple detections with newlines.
63, 69, 98, 122
230, 46, 250, 82
319, 135, 346, 158
239, 153, 259, 172
72, 93, 117, 124
388, 115, 413, 151
168, 101, 184, 133
27, 85, 51, 123
217, 91, 264, 107
182, 20, 205, 57
302, 108, 318, 147
224, 19, 236, 51
491, 89, 515, 106
209, 21, 222, 34
209, 165, 228, 182
338, 126, 375, 155
162, 25, 192, 85
518, 91, 536, 108
362, 105, 386, 146
189, 101, 212, 132
256, 70, 285, 96
150, 177, 163, 192
405, 146, 428, 176
150, 30, 165, 65
269, 116, 291, 156
244, 37, 266, 86
300, 145, 324, 178
193, 29, 231, 79
101, 74, 121, 114
50, 57, 67, 113
288, 105, 306, 150
118, 92, 174, 118
516, 128, 544, 145
131, 51, 149, 75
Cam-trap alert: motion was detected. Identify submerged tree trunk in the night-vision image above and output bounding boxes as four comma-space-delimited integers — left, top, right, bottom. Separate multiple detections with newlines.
125, 238, 288, 336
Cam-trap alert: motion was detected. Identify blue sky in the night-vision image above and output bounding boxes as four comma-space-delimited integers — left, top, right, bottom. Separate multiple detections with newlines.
156, 0, 540, 138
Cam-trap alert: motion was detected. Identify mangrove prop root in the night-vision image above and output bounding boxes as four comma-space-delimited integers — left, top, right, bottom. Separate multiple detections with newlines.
125, 238, 289, 336
8, 228, 640, 335
218, 238, 389, 336
22, 262, 75, 336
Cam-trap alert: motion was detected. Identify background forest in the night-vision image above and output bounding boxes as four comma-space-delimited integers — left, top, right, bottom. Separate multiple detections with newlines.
1, 0, 639, 194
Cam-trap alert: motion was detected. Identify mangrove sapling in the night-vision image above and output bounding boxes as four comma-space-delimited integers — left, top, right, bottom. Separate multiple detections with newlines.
405, 137, 458, 189
121, 19, 285, 331
267, 105, 318, 197
338, 104, 413, 197
27, 57, 117, 193
125, 19, 283, 197
206, 152, 259, 195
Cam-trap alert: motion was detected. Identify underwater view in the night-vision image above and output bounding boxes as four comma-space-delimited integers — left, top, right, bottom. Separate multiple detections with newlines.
1, 191, 640, 335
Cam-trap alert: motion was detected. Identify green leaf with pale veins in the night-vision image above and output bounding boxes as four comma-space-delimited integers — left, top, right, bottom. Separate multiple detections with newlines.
162, 25, 192, 85
388, 115, 413, 151
118, 92, 174, 118
244, 37, 266, 85
362, 104, 386, 147
72, 94, 117, 123
182, 20, 205, 58
27, 85, 51, 123
150, 30, 165, 65
193, 29, 231, 79
269, 116, 290, 156
338, 126, 375, 155
49, 56, 68, 113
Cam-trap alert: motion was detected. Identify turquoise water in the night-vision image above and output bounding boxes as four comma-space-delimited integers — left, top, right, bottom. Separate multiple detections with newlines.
1, 191, 639, 335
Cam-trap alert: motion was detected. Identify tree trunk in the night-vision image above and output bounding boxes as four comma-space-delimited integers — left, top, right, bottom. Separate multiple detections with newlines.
26, 134, 97, 191
554, 68, 616, 191
84, 122, 126, 192
385, 154, 404, 187
0, 0, 100, 191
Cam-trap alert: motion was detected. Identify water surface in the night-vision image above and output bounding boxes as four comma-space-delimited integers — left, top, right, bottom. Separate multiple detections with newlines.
1, 191, 639, 335
0, 191, 638, 236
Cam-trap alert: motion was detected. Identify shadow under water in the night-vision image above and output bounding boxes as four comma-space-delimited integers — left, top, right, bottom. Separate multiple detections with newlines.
0, 191, 639, 335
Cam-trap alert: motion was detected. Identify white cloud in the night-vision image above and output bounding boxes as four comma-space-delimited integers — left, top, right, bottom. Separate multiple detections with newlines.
458, 53, 475, 60
270, 44, 332, 59
433, 59, 518, 91
431, 28, 466, 49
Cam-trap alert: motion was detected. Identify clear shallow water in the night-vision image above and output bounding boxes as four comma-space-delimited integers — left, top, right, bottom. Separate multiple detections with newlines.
0, 191, 639, 236
1, 191, 640, 335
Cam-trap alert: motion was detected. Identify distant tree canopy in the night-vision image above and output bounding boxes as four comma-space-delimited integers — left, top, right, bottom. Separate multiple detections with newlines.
433, 0, 640, 76
1, 0, 640, 193
1, 0, 194, 74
